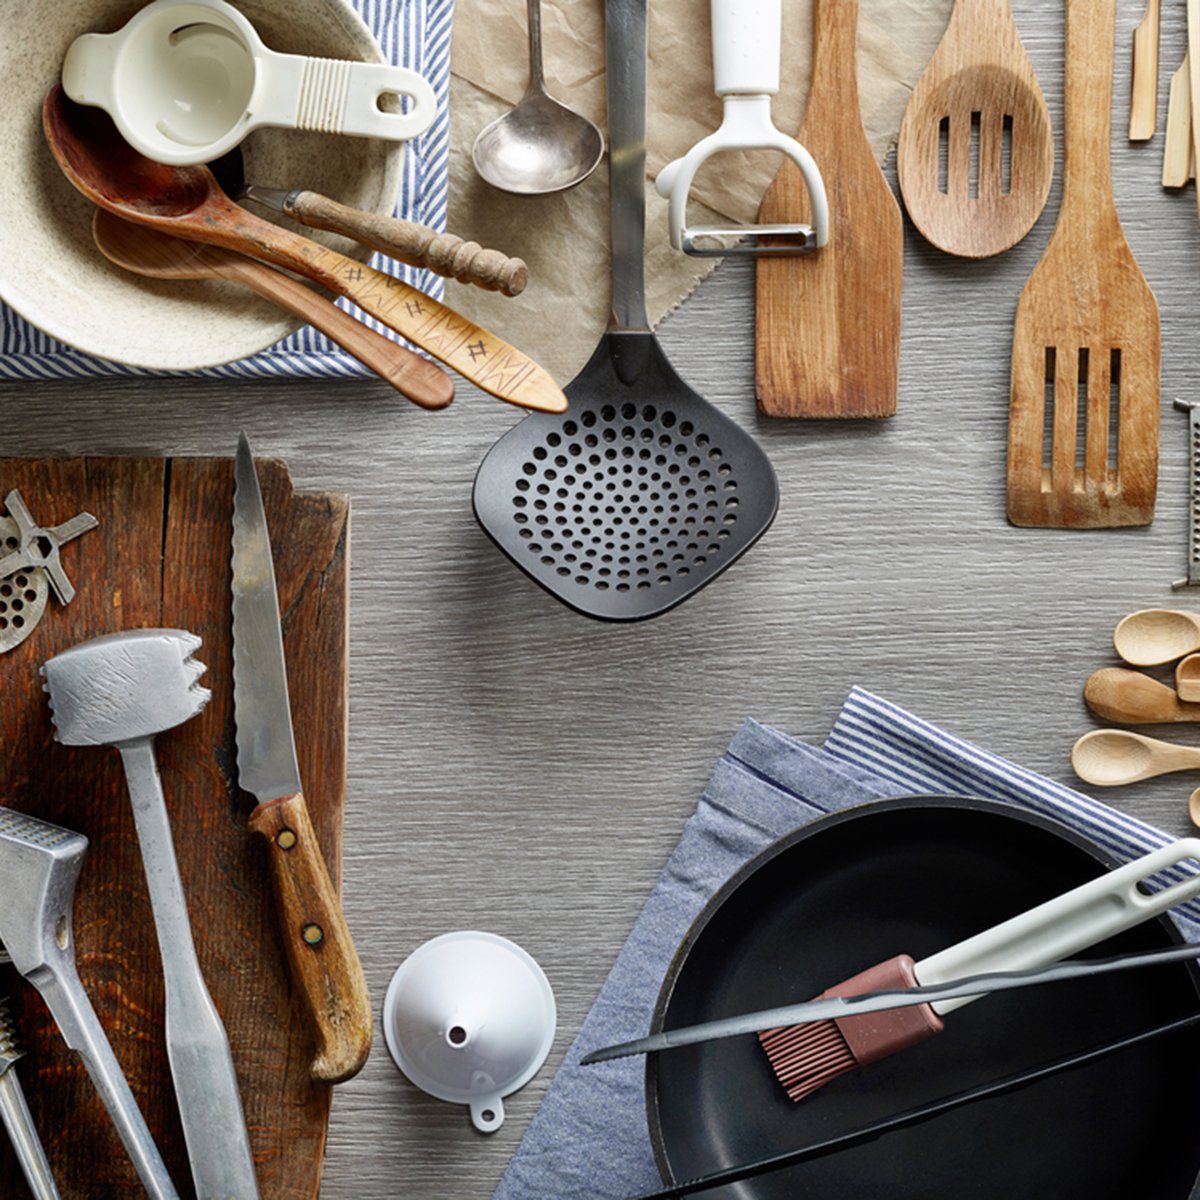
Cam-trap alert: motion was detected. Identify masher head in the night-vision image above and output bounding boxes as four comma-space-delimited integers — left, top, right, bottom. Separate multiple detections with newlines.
42, 629, 210, 747
0, 807, 88, 978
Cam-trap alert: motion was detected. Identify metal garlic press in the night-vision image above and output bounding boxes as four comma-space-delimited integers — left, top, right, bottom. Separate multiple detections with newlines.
0, 807, 178, 1200
654, 0, 829, 256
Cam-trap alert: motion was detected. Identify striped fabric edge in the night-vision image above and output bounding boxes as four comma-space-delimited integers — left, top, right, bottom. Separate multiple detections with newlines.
0, 0, 455, 383
824, 687, 1200, 928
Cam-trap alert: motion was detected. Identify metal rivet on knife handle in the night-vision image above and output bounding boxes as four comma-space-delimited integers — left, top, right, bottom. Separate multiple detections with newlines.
247, 793, 371, 1083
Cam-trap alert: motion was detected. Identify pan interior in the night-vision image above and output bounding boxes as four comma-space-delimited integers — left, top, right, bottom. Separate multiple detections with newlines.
648, 799, 1200, 1199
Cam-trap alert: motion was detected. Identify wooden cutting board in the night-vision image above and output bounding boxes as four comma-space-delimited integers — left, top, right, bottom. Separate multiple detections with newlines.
0, 455, 350, 1200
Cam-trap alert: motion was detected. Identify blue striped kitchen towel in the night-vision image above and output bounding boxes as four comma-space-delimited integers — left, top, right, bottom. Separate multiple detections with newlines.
0, 0, 453, 383
494, 687, 1200, 1199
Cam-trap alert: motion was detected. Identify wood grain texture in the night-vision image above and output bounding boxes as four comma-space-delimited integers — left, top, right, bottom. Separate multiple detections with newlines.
92, 212, 454, 411
1130, 0, 1160, 142
754, 0, 902, 419
248, 792, 373, 1084
1008, 0, 1160, 529
898, 0, 1054, 258
287, 192, 529, 298
3, 6, 1199, 1198
1163, 52, 1194, 187
0, 456, 349, 1200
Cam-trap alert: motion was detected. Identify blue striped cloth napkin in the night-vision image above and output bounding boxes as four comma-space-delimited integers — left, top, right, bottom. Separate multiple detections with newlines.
494, 687, 1200, 1199
0, 0, 453, 383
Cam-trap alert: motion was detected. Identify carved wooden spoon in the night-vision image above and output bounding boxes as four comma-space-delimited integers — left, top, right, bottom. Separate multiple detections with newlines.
1072, 728, 1200, 786
93, 210, 453, 409
1084, 668, 1200, 725
42, 86, 566, 414
897, 0, 1053, 257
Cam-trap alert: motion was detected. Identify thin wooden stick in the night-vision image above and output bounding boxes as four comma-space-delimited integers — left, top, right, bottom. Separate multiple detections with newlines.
1130, 0, 1160, 141
1164, 51, 1194, 187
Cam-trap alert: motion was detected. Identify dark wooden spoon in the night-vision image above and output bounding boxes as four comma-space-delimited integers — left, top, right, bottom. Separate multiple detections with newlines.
42, 86, 567, 414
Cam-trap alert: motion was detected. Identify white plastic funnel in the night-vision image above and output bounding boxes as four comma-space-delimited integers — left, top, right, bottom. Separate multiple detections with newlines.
382, 931, 556, 1133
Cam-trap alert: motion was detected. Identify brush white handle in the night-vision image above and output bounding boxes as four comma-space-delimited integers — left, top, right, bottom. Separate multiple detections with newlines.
712, 0, 780, 96
916, 839, 1200, 1014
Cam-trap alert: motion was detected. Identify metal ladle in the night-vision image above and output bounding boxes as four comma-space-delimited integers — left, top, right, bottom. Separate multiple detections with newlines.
472, 0, 604, 194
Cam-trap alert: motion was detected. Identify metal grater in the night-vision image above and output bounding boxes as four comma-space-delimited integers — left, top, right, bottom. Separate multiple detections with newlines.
1174, 399, 1200, 589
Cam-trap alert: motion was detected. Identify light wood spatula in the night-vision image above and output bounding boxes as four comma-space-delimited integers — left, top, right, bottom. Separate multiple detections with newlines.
755, 0, 902, 419
1007, 0, 1160, 529
898, 0, 1053, 258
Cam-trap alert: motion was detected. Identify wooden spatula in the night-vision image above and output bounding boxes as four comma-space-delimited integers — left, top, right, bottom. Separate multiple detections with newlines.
897, 0, 1053, 258
755, 0, 902, 419
1007, 0, 1160, 529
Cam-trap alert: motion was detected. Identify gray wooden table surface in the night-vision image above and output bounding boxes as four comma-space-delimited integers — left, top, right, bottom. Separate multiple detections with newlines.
3, 1, 1199, 1195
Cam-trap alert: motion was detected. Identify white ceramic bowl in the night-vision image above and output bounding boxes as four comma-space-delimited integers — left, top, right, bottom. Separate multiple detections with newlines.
1, 0, 404, 370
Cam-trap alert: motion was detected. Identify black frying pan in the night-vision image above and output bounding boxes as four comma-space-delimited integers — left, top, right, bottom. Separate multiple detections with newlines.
646, 797, 1200, 1198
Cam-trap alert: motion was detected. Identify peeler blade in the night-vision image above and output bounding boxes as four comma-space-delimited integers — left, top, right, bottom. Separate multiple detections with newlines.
681, 223, 818, 257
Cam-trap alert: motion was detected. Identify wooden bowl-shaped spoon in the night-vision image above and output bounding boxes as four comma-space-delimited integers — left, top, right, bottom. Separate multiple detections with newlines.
1072, 729, 1200, 786
1179, 655, 1200, 703
1114, 610, 1200, 667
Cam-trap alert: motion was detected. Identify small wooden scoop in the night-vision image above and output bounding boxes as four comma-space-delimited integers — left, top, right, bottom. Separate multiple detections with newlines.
93, 210, 453, 409
1007, 0, 1160, 529
1177, 655, 1200, 701
897, 0, 1053, 258
42, 86, 566, 415
1073, 728, 1200, 786
755, 0, 902, 418
1114, 609, 1200, 666
1084, 668, 1200, 725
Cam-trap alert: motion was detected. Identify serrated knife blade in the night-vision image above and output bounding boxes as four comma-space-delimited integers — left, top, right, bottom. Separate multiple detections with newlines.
232, 432, 303, 804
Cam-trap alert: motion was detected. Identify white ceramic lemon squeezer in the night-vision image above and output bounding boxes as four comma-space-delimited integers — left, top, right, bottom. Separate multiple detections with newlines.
61, 0, 436, 166
656, 0, 830, 257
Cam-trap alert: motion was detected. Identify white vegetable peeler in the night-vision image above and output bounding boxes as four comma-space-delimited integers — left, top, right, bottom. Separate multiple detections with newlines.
654, 0, 830, 256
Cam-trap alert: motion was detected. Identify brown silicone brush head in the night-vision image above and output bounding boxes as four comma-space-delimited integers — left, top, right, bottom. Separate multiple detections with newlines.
759, 954, 945, 1103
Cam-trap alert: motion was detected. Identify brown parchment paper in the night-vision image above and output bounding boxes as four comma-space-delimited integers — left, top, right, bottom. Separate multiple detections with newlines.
447, 0, 953, 384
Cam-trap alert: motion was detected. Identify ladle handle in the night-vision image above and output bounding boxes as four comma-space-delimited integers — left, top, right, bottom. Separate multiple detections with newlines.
605, 0, 650, 332
917, 838, 1200, 1014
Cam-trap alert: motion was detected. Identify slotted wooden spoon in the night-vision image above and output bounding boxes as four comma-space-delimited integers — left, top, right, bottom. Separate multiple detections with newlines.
1007, 0, 1159, 529
755, 0, 902, 419
897, 0, 1053, 258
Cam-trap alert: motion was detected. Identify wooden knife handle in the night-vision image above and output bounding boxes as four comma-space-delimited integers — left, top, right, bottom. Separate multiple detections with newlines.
287, 191, 529, 297
249, 793, 373, 1083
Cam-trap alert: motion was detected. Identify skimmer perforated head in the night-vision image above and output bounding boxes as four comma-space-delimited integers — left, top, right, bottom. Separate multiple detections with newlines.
474, 335, 778, 621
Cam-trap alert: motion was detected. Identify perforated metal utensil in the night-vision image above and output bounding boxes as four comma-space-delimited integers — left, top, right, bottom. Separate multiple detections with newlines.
0, 517, 48, 654
473, 0, 778, 622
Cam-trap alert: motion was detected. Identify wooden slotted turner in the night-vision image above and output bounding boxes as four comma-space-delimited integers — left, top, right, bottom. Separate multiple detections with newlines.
897, 0, 1053, 258
1007, 0, 1160, 529
755, 0, 902, 419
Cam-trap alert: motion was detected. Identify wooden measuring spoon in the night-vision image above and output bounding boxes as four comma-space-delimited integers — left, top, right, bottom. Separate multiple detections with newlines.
755, 0, 901, 419
1007, 0, 1160, 529
897, 0, 1053, 258
1084, 669, 1200, 725
93, 211, 453, 409
1072, 728, 1200, 786
1113, 610, 1200, 666
42, 87, 566, 415
1177, 655, 1200, 701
